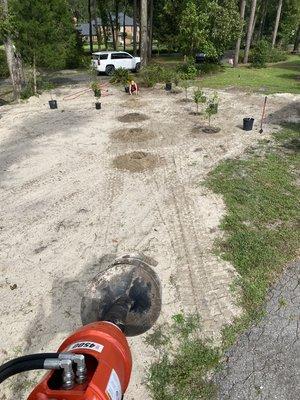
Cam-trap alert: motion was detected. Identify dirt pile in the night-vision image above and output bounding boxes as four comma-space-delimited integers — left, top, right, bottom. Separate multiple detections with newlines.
112, 151, 163, 172
118, 113, 149, 123
111, 128, 156, 143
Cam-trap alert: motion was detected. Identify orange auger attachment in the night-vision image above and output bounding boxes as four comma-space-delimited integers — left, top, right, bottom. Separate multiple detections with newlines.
25, 254, 161, 400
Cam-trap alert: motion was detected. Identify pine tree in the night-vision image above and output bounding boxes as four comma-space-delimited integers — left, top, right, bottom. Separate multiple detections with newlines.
11, 0, 79, 93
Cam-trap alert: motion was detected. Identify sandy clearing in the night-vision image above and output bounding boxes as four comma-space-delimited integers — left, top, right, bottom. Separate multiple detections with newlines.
0, 83, 299, 399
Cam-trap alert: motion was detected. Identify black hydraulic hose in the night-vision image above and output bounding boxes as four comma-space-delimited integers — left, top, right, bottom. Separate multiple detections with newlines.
0, 353, 59, 384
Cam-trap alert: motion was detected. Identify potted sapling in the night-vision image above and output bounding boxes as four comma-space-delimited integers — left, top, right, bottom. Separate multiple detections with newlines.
91, 81, 102, 109
193, 88, 206, 115
164, 69, 173, 91
203, 92, 220, 133
49, 90, 57, 109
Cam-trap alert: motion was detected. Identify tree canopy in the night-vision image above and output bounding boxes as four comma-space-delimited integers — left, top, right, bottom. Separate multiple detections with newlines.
11, 0, 79, 69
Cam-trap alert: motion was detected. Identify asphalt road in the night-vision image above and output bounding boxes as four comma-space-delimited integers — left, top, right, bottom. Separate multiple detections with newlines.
216, 261, 300, 400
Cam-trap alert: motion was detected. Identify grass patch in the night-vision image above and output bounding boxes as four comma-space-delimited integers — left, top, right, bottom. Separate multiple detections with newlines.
146, 123, 300, 398
199, 55, 300, 94
207, 122, 300, 343
146, 314, 220, 400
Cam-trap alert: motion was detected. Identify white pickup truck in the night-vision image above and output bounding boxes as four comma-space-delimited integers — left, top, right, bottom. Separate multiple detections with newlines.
92, 51, 141, 75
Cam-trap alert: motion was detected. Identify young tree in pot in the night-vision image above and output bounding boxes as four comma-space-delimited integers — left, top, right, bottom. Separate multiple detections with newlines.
193, 88, 206, 115
164, 69, 173, 91
91, 81, 101, 109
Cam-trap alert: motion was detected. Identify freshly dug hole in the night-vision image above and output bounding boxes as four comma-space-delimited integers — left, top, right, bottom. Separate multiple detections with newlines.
190, 126, 221, 137
111, 128, 156, 143
118, 113, 149, 123
113, 151, 163, 172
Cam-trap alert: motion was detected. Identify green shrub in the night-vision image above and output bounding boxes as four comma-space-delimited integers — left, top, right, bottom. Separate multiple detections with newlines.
267, 47, 288, 63
162, 68, 174, 84
177, 59, 198, 79
139, 64, 166, 87
0, 50, 9, 78
251, 40, 288, 67
251, 39, 270, 68
110, 67, 133, 85
196, 62, 224, 75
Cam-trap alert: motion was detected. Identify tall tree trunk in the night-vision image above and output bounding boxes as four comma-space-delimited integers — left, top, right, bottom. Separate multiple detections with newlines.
1, 0, 22, 101
33, 52, 37, 95
133, 0, 138, 56
97, 1, 109, 50
251, 13, 257, 39
140, 0, 148, 67
88, 0, 94, 53
257, 0, 268, 40
123, 3, 127, 51
115, 1, 120, 50
147, 0, 153, 59
243, 0, 257, 64
272, 0, 283, 47
108, 12, 116, 50
92, 0, 102, 51
102, 25, 109, 50
234, 0, 246, 67
293, 24, 300, 53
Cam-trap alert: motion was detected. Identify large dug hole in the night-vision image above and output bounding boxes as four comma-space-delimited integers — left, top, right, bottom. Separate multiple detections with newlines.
118, 113, 149, 123
113, 151, 163, 172
111, 127, 156, 143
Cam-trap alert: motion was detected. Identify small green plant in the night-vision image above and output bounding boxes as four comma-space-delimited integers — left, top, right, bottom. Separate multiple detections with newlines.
110, 67, 132, 85
193, 88, 206, 114
205, 92, 219, 126
91, 81, 101, 99
163, 68, 174, 84
180, 77, 191, 100
146, 314, 220, 400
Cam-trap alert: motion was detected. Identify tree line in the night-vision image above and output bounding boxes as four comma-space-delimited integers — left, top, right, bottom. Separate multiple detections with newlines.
1, 0, 299, 101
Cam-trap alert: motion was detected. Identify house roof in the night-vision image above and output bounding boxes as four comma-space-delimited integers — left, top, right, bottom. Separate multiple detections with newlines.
78, 13, 134, 36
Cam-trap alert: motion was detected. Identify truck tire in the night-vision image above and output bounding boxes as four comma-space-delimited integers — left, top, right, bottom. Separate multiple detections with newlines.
135, 62, 141, 72
105, 65, 115, 76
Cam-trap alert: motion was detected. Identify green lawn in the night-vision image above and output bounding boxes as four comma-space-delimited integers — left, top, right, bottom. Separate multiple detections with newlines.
146, 123, 300, 399
207, 123, 300, 345
200, 55, 300, 94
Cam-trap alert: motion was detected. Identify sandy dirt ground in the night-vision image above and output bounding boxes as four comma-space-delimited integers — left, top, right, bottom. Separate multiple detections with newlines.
0, 83, 299, 399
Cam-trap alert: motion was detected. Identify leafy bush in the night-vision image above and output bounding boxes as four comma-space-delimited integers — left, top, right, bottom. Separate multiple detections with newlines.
267, 47, 288, 63
162, 68, 174, 84
139, 64, 166, 87
251, 40, 288, 67
177, 59, 198, 79
110, 67, 133, 85
196, 62, 224, 75
251, 40, 270, 68
0, 50, 9, 78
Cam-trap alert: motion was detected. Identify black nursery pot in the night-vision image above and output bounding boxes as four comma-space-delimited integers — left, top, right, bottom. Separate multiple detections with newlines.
95, 102, 101, 109
125, 86, 130, 93
49, 100, 57, 109
165, 83, 172, 91
243, 117, 254, 131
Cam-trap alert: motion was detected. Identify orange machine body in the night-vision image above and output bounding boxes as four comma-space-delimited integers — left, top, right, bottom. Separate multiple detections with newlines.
28, 322, 132, 400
